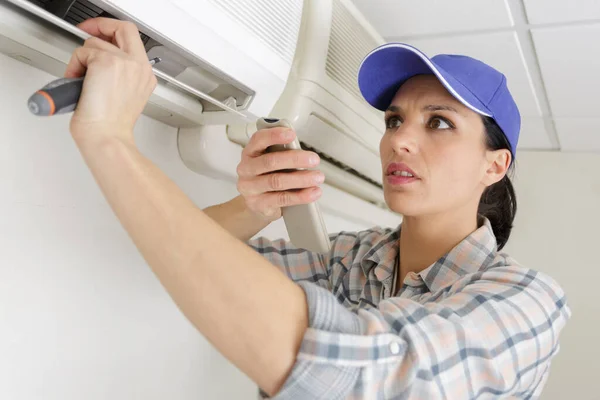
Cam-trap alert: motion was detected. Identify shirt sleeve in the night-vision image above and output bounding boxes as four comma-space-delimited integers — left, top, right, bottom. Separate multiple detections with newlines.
266, 265, 571, 399
247, 233, 340, 289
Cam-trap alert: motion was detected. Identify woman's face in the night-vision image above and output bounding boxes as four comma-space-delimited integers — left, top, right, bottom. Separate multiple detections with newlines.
380, 75, 506, 218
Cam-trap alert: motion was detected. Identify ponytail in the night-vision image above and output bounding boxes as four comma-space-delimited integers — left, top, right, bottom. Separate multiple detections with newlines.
479, 117, 517, 250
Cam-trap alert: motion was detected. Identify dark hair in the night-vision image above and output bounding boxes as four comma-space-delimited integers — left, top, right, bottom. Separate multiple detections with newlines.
478, 116, 517, 250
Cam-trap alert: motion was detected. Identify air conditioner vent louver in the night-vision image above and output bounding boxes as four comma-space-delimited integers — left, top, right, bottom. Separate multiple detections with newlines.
29, 0, 100, 20
64, 0, 103, 24
29, 0, 51, 7
326, 0, 378, 103
208, 0, 301, 65
300, 142, 383, 191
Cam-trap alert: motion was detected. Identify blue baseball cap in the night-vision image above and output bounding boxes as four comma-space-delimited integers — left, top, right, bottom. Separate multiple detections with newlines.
358, 43, 520, 157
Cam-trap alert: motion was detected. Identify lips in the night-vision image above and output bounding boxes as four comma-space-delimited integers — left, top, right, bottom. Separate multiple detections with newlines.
386, 162, 418, 178
385, 162, 419, 186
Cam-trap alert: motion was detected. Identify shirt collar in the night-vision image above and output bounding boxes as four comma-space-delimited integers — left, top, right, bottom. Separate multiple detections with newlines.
418, 217, 497, 292
360, 226, 400, 282
360, 216, 498, 293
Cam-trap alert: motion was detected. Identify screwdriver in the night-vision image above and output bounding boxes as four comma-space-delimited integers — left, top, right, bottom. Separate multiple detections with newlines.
27, 57, 162, 116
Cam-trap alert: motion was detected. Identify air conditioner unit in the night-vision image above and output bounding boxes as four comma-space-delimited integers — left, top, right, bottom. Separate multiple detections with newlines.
179, 0, 397, 223
0, 0, 296, 125
0, 0, 401, 228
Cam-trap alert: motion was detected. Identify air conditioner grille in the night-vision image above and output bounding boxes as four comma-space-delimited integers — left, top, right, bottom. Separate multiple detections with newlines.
300, 142, 383, 191
326, 0, 379, 102
26, 0, 150, 45
207, 0, 302, 65
64, 0, 103, 25
29, 0, 52, 7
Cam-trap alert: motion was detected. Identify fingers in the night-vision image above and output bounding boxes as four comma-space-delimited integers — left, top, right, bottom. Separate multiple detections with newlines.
236, 126, 325, 221
237, 170, 325, 196
237, 149, 320, 178
77, 18, 147, 60
245, 187, 323, 214
64, 46, 98, 78
84, 36, 122, 53
65, 36, 128, 78
243, 127, 297, 158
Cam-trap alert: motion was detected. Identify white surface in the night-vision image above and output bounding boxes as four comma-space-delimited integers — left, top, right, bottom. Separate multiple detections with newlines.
99, 0, 300, 119
0, 53, 375, 399
532, 24, 600, 150
518, 117, 554, 149
351, 0, 514, 37
532, 24, 600, 118
552, 118, 600, 152
523, 0, 600, 24
167, 0, 300, 77
504, 151, 600, 400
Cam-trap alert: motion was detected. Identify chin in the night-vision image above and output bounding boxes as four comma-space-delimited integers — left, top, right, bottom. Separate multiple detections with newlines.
383, 188, 423, 217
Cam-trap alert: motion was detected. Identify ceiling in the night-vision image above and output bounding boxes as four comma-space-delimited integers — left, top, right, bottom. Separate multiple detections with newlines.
351, 0, 600, 153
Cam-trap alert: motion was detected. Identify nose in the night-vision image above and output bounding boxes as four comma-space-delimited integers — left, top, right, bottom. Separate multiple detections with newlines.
388, 122, 420, 155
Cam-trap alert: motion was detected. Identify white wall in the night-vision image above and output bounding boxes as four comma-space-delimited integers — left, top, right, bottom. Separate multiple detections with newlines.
504, 151, 600, 399
0, 53, 369, 400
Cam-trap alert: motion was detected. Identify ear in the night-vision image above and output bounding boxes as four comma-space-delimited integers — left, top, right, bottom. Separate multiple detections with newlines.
482, 149, 511, 186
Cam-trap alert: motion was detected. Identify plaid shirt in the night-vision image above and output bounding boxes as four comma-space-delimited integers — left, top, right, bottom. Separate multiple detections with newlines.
249, 217, 571, 399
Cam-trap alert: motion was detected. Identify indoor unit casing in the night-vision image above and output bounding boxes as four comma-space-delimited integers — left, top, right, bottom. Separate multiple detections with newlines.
0, 0, 401, 227
186, 0, 390, 209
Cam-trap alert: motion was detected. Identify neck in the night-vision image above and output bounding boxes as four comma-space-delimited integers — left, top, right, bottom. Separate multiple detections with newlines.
397, 203, 480, 285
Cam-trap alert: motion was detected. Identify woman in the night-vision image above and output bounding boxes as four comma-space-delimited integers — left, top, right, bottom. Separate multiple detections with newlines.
65, 18, 569, 399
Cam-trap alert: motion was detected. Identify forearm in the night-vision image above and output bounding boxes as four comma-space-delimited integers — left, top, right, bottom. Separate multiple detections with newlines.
74, 135, 306, 396
203, 195, 270, 242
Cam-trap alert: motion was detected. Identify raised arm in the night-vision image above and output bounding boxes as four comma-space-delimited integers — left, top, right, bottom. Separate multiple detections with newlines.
63, 17, 319, 396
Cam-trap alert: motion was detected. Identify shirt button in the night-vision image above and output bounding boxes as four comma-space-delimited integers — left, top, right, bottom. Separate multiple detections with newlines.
390, 341, 401, 355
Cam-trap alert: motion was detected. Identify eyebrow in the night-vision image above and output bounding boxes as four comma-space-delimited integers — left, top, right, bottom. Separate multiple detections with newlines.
385, 104, 461, 115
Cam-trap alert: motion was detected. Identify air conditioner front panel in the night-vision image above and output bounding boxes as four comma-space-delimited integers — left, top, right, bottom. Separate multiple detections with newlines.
326, 0, 379, 103
0, 26, 72, 78
2, 0, 304, 125
0, 0, 207, 127
92, 0, 303, 119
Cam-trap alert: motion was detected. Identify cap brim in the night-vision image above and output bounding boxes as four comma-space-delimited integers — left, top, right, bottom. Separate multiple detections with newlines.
358, 43, 492, 117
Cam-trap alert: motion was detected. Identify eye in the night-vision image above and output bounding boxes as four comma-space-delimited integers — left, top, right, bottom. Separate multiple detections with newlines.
385, 116, 402, 130
428, 116, 454, 130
